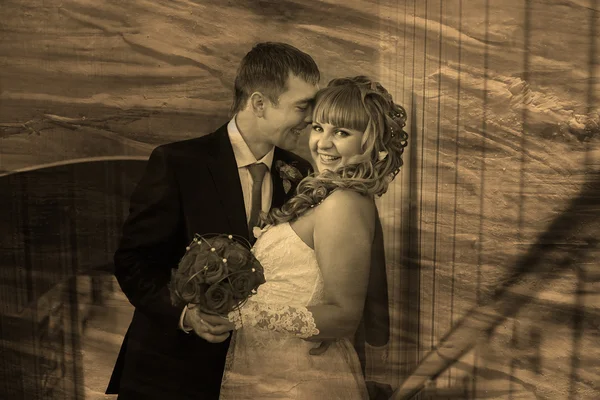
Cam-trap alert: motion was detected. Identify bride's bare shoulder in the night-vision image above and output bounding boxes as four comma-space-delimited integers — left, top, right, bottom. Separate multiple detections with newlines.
314, 190, 376, 227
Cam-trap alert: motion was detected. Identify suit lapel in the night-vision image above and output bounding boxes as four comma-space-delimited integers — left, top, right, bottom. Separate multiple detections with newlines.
207, 126, 249, 239
205, 138, 297, 239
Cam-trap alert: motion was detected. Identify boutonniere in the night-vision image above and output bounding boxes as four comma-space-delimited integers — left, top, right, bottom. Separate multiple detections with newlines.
252, 224, 273, 240
275, 160, 304, 194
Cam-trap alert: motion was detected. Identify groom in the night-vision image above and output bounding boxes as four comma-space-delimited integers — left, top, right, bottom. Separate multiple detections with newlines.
106, 42, 319, 399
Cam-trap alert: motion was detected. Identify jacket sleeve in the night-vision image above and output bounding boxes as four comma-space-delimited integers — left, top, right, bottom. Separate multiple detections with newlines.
114, 145, 186, 328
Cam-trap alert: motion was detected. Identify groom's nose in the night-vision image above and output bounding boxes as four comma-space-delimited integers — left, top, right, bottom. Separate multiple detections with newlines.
303, 111, 312, 125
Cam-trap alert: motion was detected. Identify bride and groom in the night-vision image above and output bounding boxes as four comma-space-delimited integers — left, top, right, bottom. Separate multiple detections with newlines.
107, 42, 407, 399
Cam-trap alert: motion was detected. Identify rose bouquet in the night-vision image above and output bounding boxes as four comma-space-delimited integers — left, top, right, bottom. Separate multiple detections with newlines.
168, 233, 266, 316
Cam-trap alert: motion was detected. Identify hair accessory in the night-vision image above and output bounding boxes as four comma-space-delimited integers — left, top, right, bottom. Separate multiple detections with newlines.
389, 107, 407, 126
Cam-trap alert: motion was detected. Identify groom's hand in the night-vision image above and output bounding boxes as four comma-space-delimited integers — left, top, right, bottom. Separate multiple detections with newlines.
197, 311, 235, 334
184, 305, 234, 343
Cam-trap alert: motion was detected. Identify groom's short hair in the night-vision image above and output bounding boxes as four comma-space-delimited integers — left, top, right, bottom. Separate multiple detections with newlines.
230, 42, 320, 115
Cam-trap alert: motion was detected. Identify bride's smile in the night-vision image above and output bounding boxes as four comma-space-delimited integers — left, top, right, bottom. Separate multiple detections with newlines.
309, 122, 364, 172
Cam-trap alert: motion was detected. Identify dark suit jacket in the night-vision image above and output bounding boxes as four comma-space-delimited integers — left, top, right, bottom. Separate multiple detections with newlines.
106, 124, 311, 399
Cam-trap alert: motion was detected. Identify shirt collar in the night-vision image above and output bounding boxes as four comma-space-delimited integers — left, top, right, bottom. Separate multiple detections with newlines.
227, 116, 275, 170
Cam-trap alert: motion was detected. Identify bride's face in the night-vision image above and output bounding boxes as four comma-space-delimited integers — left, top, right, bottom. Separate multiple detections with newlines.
309, 121, 365, 172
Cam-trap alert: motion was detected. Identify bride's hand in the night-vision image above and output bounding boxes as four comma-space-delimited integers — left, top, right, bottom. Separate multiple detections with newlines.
308, 340, 333, 356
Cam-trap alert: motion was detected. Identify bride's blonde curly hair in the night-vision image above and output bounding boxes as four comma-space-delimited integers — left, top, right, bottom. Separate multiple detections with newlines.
264, 76, 408, 225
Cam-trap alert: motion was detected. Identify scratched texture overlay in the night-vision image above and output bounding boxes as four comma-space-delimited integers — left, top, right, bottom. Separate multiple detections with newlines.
1, 1, 598, 399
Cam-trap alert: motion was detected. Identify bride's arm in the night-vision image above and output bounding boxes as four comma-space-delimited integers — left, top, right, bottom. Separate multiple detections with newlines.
307, 189, 375, 339
229, 190, 375, 339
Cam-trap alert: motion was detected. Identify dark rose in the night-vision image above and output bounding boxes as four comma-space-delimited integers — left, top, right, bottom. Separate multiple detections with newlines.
203, 252, 227, 284
208, 236, 230, 254
204, 283, 234, 315
230, 265, 266, 299
177, 252, 196, 276
178, 242, 212, 277
170, 268, 206, 305
223, 243, 251, 272
229, 273, 254, 299
252, 259, 266, 285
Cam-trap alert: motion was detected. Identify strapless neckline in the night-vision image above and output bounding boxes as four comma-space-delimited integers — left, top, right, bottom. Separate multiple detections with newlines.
280, 222, 314, 252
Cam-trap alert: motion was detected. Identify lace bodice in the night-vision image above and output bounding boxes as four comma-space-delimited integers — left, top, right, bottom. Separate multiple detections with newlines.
251, 222, 325, 307
220, 223, 368, 399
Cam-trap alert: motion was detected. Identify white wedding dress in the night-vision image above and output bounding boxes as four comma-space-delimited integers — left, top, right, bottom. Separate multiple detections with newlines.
220, 222, 368, 399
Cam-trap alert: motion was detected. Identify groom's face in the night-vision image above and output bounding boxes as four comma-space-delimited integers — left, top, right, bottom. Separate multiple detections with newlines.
259, 74, 319, 151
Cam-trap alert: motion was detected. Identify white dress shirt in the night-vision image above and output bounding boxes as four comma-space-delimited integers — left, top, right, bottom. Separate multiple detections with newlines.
179, 116, 275, 332
227, 117, 275, 222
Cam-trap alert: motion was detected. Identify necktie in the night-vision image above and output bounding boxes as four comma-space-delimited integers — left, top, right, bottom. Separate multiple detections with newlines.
247, 162, 269, 238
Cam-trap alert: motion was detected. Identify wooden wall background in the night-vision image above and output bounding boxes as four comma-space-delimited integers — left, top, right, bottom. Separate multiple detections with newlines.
376, 1, 599, 399
1, 0, 598, 399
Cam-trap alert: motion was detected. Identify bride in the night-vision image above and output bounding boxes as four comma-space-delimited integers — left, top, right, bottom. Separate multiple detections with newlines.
219, 76, 408, 399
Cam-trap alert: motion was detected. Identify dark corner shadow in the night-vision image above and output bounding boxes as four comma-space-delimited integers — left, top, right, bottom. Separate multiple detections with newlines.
0, 157, 150, 399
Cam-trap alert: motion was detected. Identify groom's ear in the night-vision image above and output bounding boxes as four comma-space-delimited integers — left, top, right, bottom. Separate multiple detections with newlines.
249, 92, 266, 118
